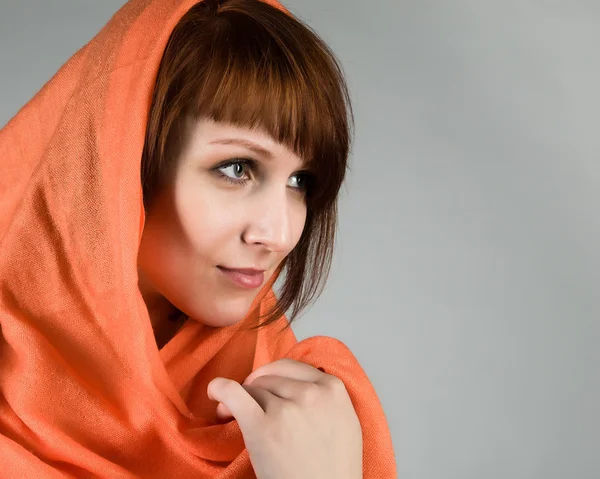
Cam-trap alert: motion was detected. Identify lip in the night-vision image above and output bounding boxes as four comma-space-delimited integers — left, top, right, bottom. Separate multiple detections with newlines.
217, 266, 265, 289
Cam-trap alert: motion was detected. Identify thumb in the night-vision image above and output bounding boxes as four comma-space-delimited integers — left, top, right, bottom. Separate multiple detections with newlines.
216, 401, 233, 421
207, 377, 263, 431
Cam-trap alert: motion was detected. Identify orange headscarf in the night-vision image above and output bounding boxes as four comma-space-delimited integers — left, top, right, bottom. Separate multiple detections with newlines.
0, 0, 396, 477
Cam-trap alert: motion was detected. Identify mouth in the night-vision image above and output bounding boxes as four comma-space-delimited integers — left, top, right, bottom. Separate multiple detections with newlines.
217, 266, 266, 289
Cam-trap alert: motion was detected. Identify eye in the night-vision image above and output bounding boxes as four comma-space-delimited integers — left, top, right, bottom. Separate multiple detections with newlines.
216, 159, 254, 184
288, 172, 312, 193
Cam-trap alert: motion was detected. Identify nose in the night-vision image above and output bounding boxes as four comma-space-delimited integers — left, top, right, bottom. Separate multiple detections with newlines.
242, 185, 295, 253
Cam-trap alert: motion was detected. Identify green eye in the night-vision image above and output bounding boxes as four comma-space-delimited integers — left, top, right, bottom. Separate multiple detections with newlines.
215, 159, 255, 185
220, 162, 249, 180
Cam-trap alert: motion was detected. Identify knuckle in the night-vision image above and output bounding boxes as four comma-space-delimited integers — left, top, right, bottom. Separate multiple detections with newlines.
297, 381, 321, 403
324, 374, 347, 394
278, 358, 297, 367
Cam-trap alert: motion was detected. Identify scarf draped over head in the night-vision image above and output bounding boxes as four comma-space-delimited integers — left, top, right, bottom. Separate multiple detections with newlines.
0, 0, 396, 476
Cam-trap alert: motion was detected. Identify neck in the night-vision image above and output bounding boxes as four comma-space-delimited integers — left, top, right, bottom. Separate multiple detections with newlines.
137, 269, 185, 347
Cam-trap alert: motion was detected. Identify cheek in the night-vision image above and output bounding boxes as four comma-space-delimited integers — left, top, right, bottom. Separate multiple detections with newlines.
175, 188, 240, 256
171, 185, 257, 325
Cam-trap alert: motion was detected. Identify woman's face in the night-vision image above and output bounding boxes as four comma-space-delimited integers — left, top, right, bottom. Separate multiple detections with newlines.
137, 116, 308, 328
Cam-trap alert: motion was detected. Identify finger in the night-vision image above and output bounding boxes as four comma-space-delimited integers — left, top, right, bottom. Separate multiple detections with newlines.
216, 401, 233, 420
242, 384, 286, 413
243, 358, 327, 386
215, 383, 282, 420
207, 377, 265, 430
245, 374, 316, 401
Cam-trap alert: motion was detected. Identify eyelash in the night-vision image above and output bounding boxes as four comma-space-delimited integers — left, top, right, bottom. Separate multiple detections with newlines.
216, 159, 254, 186
215, 158, 313, 194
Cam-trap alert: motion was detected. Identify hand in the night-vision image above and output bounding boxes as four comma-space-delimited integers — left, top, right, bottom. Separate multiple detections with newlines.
207, 358, 363, 479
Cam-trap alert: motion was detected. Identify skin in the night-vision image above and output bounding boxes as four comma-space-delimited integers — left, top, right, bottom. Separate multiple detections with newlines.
137, 116, 363, 477
208, 359, 363, 479
137, 115, 308, 344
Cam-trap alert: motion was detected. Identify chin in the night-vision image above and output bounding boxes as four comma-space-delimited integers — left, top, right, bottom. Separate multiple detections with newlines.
196, 314, 243, 328
189, 297, 254, 328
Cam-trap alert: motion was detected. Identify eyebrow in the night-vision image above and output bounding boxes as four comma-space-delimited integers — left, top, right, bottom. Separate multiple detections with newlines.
209, 138, 275, 160
209, 137, 309, 169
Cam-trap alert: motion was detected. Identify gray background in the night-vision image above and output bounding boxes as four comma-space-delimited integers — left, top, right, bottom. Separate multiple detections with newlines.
1, 1, 599, 477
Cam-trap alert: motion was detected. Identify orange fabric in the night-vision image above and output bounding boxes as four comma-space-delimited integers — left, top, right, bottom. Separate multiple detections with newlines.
0, 0, 396, 477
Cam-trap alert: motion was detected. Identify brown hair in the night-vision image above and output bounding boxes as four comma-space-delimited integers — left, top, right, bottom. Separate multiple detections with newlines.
141, 0, 353, 330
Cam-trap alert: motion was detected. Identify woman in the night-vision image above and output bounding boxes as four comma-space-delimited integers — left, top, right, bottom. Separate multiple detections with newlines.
0, 0, 396, 477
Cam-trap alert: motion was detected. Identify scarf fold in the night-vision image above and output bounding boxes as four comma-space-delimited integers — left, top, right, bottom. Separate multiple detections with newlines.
0, 0, 396, 476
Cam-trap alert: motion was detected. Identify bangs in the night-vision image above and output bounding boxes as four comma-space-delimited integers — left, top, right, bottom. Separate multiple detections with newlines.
171, 0, 353, 208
